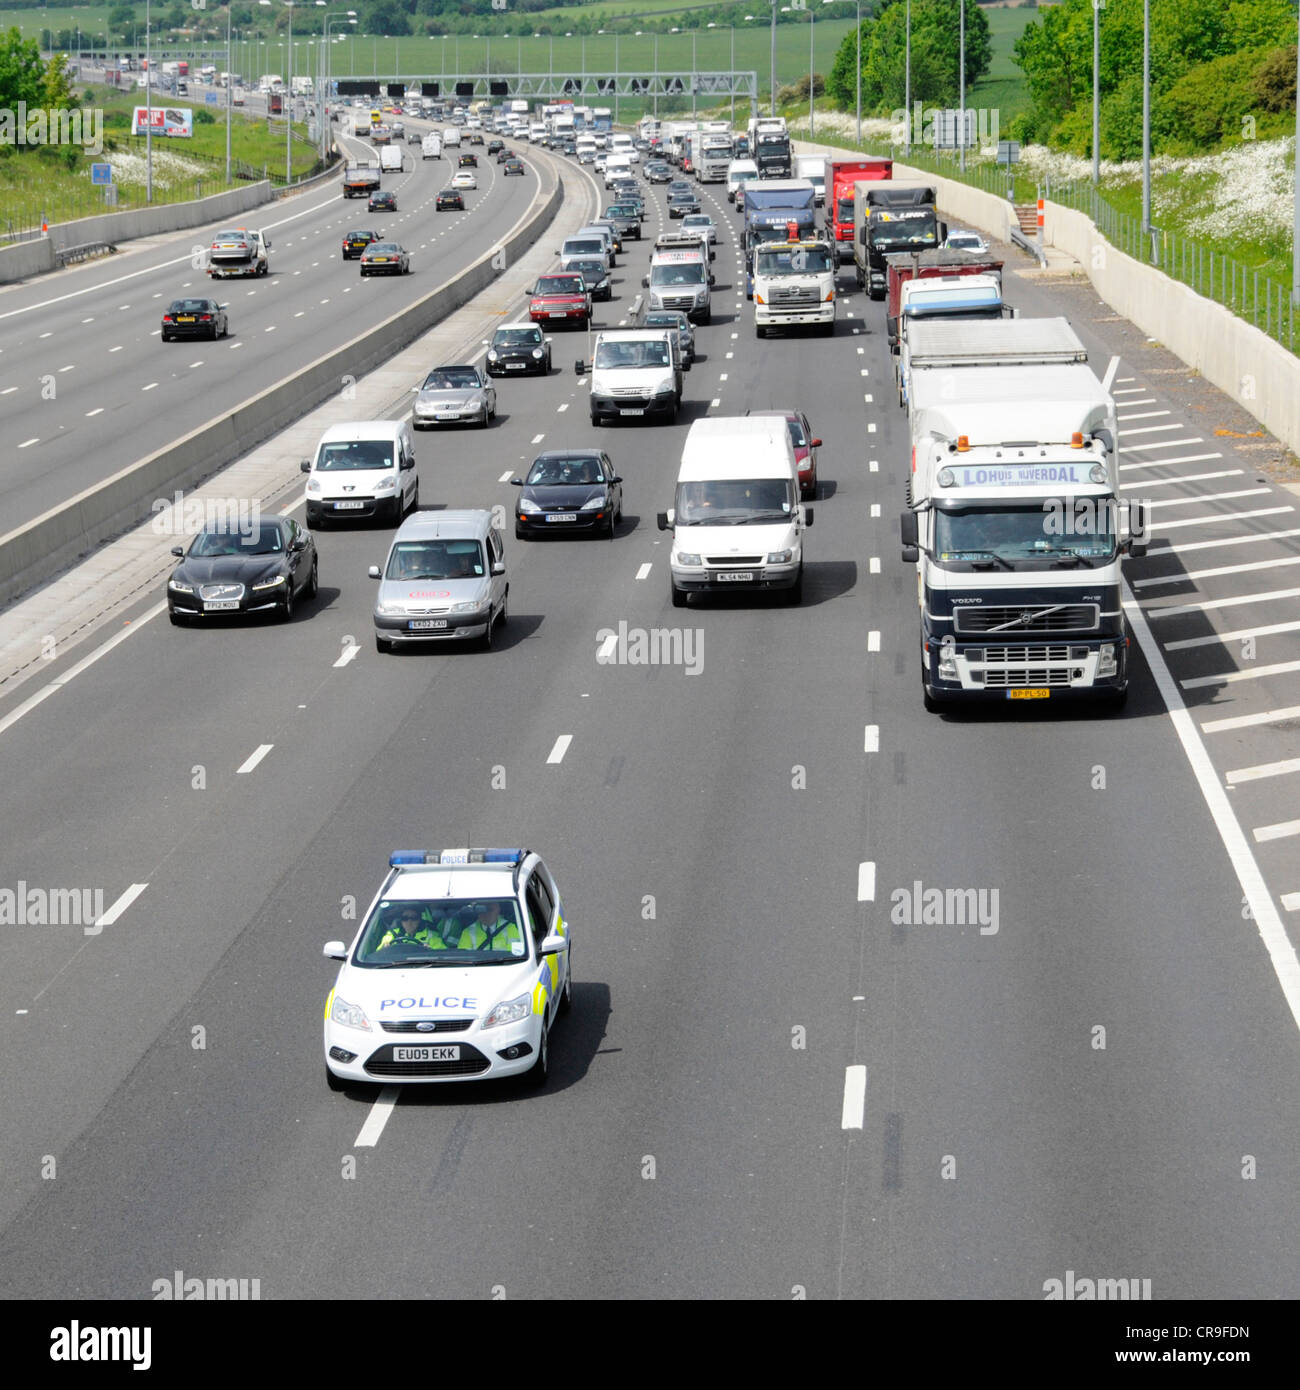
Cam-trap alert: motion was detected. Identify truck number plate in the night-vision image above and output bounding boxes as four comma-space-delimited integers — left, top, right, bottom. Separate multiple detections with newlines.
1007, 688, 1050, 700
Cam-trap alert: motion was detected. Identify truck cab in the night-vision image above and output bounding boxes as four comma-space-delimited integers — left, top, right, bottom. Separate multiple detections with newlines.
753, 239, 835, 339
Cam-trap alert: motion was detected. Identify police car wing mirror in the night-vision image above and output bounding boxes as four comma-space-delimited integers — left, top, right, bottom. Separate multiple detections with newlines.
368, 565, 381, 579
323, 940, 347, 960
539, 933, 568, 956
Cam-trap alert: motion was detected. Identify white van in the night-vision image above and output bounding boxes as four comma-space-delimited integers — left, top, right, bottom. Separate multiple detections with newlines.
421, 132, 441, 159
379, 144, 403, 173
726, 158, 759, 204
656, 416, 813, 606
603, 152, 633, 186
369, 508, 508, 651
642, 246, 712, 324
577, 328, 682, 426
608, 132, 636, 162
442, 126, 461, 148
301, 419, 418, 528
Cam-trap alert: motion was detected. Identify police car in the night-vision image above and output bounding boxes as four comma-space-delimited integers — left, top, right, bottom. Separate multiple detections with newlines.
322, 849, 571, 1090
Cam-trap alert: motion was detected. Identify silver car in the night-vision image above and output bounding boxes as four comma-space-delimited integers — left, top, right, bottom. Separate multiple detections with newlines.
680, 213, 717, 250
370, 509, 509, 651
412, 363, 497, 430
642, 309, 695, 366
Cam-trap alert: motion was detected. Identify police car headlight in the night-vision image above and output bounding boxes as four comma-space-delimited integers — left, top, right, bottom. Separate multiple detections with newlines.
518, 497, 541, 513
331, 995, 372, 1031
482, 993, 532, 1029
374, 475, 397, 493
168, 577, 194, 594
675, 551, 702, 567
251, 573, 286, 590
766, 550, 792, 565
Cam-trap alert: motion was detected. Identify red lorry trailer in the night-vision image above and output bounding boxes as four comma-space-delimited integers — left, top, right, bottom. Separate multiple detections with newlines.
827, 157, 891, 263
884, 248, 1005, 348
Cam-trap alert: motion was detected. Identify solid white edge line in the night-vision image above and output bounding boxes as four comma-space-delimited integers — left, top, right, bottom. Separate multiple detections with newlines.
94, 881, 149, 929
236, 743, 274, 774
841, 1065, 867, 1130
546, 734, 573, 764
353, 1085, 402, 1148
1122, 582, 1300, 1032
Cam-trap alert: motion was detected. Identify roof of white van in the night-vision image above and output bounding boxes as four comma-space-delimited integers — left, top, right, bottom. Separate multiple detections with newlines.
317, 419, 406, 442
679, 417, 796, 481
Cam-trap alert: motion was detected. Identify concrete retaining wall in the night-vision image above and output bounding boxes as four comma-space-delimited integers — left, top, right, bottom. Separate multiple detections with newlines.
0, 178, 280, 286
0, 177, 564, 606
796, 136, 1300, 455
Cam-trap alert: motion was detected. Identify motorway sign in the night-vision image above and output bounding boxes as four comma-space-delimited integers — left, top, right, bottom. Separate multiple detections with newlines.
90, 162, 113, 185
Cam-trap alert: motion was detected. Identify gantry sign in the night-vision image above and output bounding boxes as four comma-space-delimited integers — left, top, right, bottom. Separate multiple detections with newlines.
335, 72, 758, 102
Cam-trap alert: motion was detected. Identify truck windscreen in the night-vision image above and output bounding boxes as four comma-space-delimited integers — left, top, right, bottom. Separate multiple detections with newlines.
870, 216, 939, 253
757, 246, 833, 275
934, 503, 1117, 565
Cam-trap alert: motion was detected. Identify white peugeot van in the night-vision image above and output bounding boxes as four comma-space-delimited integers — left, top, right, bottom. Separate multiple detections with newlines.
301, 419, 417, 527
656, 416, 813, 606
369, 508, 508, 651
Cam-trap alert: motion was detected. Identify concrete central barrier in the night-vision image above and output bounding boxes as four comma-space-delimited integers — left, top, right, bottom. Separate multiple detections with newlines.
0, 171, 564, 609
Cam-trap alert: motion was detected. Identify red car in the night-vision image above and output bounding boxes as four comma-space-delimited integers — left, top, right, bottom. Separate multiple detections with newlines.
528, 273, 591, 328
747, 408, 821, 500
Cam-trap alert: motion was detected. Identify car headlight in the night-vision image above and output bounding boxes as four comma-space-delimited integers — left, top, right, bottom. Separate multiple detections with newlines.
487, 349, 499, 361
373, 475, 397, 493
518, 497, 541, 513
376, 601, 407, 616
580, 494, 607, 511
652, 380, 675, 394
452, 598, 488, 614
168, 577, 194, 593
306, 478, 321, 494
330, 994, 371, 1031
251, 573, 286, 590
766, 550, 792, 565
482, 993, 532, 1029
675, 551, 703, 567
531, 347, 544, 359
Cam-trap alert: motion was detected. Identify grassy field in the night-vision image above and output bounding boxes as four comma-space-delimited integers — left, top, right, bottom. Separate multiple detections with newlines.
0, 81, 319, 235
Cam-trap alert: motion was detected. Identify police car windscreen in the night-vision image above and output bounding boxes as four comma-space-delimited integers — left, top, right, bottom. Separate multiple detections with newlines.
317, 441, 394, 470
674, 479, 794, 524
385, 539, 485, 581
355, 898, 529, 966
594, 339, 671, 369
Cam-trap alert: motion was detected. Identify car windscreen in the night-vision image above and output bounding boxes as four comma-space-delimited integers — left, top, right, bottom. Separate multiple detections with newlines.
365, 243, 399, 253
594, 340, 671, 369
526, 455, 603, 485
213, 230, 247, 241
674, 478, 794, 525
422, 368, 479, 389
169, 300, 213, 313
649, 263, 704, 286
567, 261, 607, 282
562, 240, 602, 256
316, 440, 396, 471
536, 276, 584, 294
190, 526, 284, 557
354, 897, 527, 967
494, 329, 542, 346
384, 538, 485, 581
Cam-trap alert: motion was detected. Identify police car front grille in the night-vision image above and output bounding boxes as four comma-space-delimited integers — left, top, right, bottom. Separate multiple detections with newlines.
380, 1018, 474, 1033
366, 1055, 491, 1078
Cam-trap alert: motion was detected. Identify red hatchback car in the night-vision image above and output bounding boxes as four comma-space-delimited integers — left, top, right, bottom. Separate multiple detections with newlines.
528, 273, 591, 328
746, 408, 821, 500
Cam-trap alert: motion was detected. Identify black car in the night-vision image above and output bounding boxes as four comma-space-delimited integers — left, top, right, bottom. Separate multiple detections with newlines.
504, 158, 525, 176
469, 131, 484, 145
437, 188, 465, 210
497, 147, 510, 163
369, 190, 397, 212
161, 297, 228, 341
511, 450, 623, 539
604, 204, 642, 240
668, 179, 692, 197
486, 322, 551, 376
458, 152, 478, 167
645, 162, 671, 183
667, 191, 700, 218
341, 228, 379, 259
167, 518, 317, 624
488, 138, 504, 154
564, 257, 612, 301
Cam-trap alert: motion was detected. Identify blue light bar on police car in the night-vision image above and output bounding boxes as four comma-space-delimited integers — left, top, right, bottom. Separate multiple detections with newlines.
390, 849, 526, 868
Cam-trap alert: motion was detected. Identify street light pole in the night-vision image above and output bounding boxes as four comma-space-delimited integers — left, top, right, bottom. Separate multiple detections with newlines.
1141, 0, 1151, 243
731, 25, 735, 125
145, 0, 152, 203
959, 0, 965, 173
808, 8, 813, 139
1092, 0, 1100, 183
286, 2, 293, 187
856, 0, 861, 144
904, 0, 910, 155
769, 0, 776, 116
225, 1, 232, 182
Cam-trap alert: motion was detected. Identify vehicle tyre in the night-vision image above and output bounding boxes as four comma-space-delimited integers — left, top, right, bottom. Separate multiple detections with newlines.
479, 406, 489, 428
326, 1065, 347, 1093
515, 525, 527, 540
526, 1018, 549, 1088
590, 411, 601, 427
375, 633, 392, 653
559, 952, 573, 1014
210, 323, 219, 340
786, 569, 804, 606
498, 588, 508, 626
755, 324, 765, 339
822, 321, 834, 337
168, 608, 187, 625
305, 555, 319, 600
161, 332, 170, 343
670, 583, 687, 608
1104, 686, 1129, 712
700, 309, 711, 325
280, 579, 295, 622
482, 604, 495, 650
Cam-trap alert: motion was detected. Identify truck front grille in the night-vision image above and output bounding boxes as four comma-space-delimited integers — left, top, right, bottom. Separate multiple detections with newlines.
955, 605, 1099, 634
